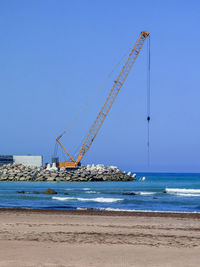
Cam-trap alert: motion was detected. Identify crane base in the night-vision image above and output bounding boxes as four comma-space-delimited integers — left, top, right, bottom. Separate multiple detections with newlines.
57, 162, 78, 168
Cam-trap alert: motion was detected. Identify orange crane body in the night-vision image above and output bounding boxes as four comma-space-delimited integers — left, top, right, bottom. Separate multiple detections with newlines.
57, 31, 150, 168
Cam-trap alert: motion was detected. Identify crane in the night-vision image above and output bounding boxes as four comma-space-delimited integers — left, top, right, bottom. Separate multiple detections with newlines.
56, 31, 150, 168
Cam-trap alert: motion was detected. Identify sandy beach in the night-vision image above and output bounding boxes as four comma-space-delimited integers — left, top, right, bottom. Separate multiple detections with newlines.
0, 209, 200, 267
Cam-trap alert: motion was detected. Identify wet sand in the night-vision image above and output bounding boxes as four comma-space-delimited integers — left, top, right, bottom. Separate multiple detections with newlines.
0, 209, 200, 266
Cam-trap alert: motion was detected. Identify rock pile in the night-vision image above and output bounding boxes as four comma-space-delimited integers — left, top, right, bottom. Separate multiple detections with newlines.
0, 163, 136, 182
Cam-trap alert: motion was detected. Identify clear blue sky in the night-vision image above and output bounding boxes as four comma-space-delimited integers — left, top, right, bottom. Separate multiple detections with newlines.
0, 0, 200, 172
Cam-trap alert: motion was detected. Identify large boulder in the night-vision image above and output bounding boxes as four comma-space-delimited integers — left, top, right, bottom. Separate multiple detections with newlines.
17, 190, 25, 194
44, 188, 57, 195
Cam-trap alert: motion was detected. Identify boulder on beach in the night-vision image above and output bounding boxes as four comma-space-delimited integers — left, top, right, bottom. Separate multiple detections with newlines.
44, 189, 57, 195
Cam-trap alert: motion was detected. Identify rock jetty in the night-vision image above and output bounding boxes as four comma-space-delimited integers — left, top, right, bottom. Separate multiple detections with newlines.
0, 163, 136, 182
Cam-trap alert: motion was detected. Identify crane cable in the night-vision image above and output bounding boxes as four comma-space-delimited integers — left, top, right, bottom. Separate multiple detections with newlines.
56, 40, 140, 141
147, 35, 151, 166
54, 39, 141, 158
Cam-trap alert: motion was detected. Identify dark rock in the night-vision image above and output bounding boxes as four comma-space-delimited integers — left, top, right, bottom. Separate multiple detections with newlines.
44, 188, 57, 195
17, 191, 25, 194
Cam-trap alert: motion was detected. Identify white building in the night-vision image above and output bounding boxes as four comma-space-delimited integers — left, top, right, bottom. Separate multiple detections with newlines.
13, 155, 43, 167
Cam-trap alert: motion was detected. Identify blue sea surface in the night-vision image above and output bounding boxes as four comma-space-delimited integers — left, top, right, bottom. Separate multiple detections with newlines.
1, 173, 200, 213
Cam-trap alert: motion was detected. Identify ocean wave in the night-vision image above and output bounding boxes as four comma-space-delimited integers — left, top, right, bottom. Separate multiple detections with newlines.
174, 193, 200, 197
52, 197, 76, 201
52, 197, 124, 203
99, 208, 134, 212
97, 208, 200, 213
85, 191, 98, 194
165, 188, 200, 197
165, 188, 200, 194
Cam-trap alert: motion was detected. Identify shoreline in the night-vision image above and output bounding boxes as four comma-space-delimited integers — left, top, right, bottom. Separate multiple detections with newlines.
1, 207, 200, 218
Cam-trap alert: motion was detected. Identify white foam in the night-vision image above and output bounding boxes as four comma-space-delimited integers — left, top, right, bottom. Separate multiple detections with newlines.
52, 197, 76, 201
166, 188, 200, 194
52, 197, 123, 203
83, 188, 90, 191
175, 193, 200, 197
99, 208, 134, 212
85, 191, 97, 194
98, 208, 200, 214
77, 197, 123, 203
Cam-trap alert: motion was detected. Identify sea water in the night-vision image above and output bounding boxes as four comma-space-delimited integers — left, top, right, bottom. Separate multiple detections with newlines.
0, 173, 200, 213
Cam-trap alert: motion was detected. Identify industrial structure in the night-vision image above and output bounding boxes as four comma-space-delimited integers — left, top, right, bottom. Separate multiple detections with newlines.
0, 155, 42, 167
56, 31, 150, 168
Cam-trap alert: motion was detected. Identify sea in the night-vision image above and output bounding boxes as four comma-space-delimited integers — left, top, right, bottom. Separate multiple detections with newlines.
1, 173, 200, 213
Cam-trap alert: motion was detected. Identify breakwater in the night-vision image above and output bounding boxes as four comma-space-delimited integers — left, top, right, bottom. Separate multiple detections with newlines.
0, 163, 136, 182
